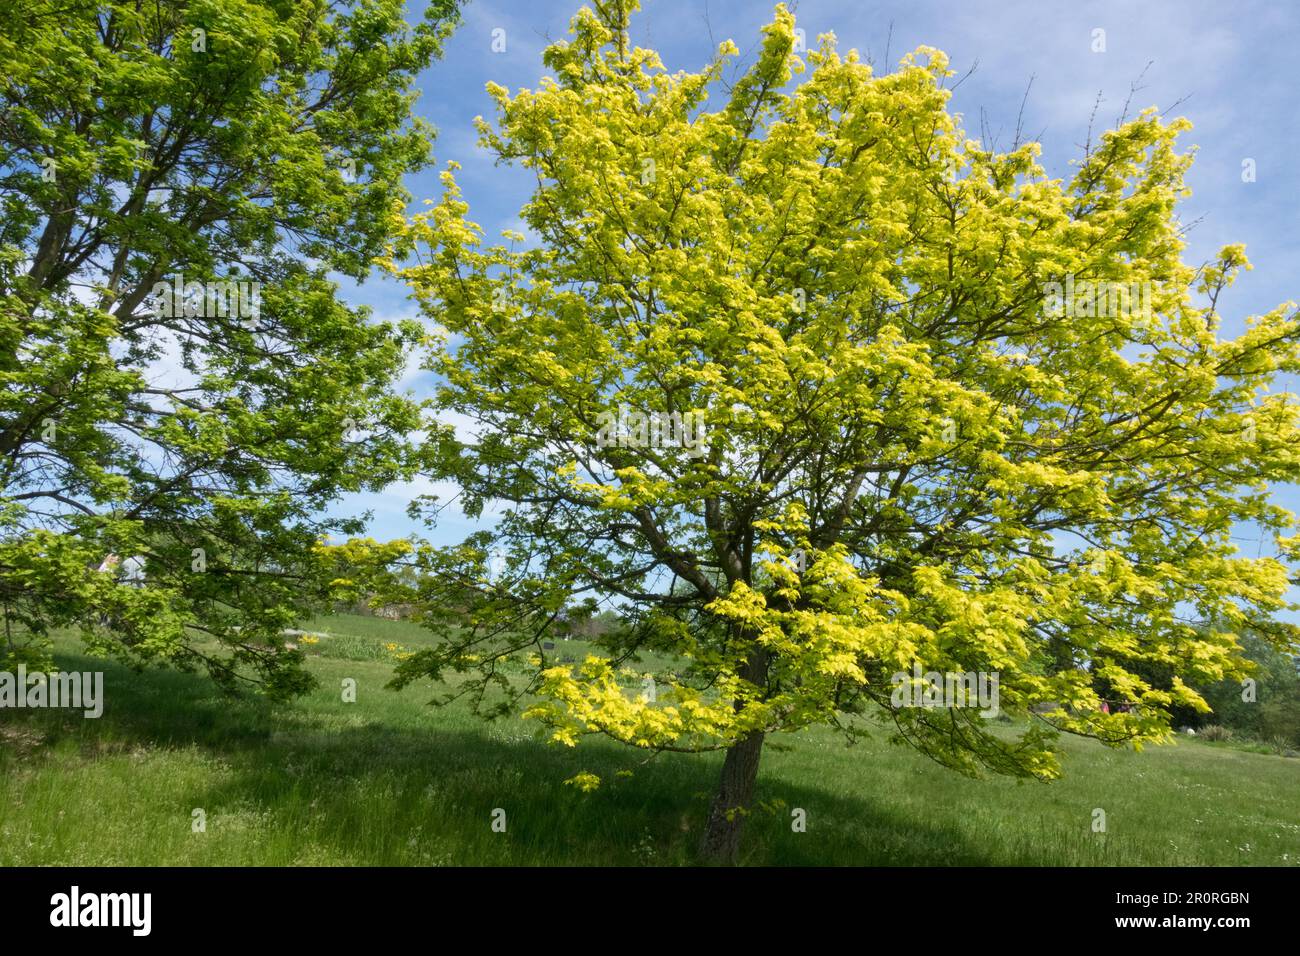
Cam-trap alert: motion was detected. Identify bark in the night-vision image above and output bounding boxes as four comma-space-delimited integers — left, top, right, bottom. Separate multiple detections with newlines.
700, 729, 766, 864
699, 637, 770, 863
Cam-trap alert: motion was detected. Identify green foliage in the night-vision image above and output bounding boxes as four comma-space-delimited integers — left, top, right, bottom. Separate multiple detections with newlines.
1198, 632, 1300, 746
387, 0, 1300, 816
0, 0, 461, 694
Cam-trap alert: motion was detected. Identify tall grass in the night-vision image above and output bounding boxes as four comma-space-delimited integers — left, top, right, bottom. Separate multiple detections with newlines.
2, 615, 1297, 865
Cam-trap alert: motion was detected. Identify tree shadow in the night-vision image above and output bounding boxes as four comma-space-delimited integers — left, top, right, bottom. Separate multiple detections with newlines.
2, 645, 998, 866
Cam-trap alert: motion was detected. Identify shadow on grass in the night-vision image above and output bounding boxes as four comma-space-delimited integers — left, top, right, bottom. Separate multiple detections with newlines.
1, 645, 995, 866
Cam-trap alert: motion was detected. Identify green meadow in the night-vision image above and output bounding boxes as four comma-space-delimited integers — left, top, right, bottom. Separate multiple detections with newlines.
2, 614, 1297, 866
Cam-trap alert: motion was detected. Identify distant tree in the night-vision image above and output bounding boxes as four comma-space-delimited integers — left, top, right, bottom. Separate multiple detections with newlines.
0, 0, 460, 695
1198, 630, 1300, 745
388, 1, 1300, 861
559, 604, 628, 640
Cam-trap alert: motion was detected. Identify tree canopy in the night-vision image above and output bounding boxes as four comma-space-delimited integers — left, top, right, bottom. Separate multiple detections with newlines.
0, 0, 460, 695
384, 0, 1298, 860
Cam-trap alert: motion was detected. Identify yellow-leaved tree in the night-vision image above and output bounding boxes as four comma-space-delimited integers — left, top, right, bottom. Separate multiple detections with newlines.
385, 2, 1300, 862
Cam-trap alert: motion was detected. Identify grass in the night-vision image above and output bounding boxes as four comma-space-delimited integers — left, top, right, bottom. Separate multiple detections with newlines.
2, 614, 1298, 866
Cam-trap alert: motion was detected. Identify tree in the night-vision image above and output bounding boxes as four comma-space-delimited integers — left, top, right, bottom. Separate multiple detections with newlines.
1197, 629, 1300, 746
0, 0, 460, 694
387, 1, 1300, 861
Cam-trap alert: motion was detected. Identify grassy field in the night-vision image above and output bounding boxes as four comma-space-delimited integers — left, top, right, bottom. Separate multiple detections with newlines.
2, 614, 1298, 866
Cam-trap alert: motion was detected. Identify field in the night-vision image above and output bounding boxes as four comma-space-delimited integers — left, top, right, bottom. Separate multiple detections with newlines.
2, 614, 1298, 866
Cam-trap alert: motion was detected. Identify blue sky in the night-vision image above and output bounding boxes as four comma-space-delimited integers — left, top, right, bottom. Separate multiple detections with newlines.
330, 0, 1300, 580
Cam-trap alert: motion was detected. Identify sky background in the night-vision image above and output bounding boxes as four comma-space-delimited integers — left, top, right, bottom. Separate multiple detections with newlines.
327, 0, 1300, 599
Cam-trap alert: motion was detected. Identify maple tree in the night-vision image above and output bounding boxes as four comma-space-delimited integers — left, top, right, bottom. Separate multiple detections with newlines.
387, 1, 1300, 860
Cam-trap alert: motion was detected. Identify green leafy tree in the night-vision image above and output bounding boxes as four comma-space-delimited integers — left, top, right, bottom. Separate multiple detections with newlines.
0, 0, 460, 694
1198, 630, 1300, 745
388, 2, 1300, 861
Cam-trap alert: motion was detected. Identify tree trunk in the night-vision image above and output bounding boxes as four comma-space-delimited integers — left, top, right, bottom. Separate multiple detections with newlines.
700, 729, 766, 864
